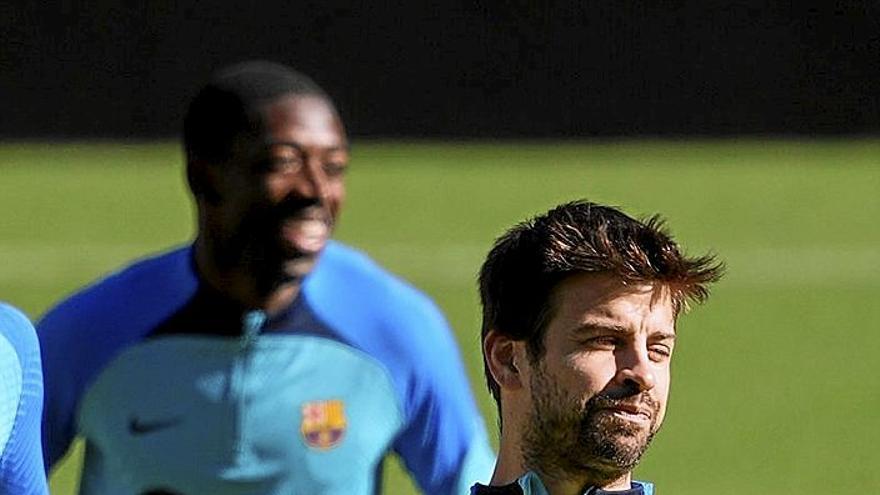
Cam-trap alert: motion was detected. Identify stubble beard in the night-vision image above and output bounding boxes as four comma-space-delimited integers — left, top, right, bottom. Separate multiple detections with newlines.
521, 367, 661, 487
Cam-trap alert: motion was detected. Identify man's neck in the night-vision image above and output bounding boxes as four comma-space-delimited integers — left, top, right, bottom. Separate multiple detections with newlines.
492, 424, 633, 495
540, 471, 632, 495
490, 415, 528, 486
193, 237, 300, 315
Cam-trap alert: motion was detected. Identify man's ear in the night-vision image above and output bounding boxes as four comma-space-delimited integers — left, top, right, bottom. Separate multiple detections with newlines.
484, 329, 525, 392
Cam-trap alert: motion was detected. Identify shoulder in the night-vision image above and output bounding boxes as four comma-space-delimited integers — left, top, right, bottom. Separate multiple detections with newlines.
305, 241, 452, 353
0, 304, 46, 494
0, 303, 37, 354
38, 246, 197, 342
304, 241, 472, 412
36, 245, 198, 401
0, 304, 40, 389
0, 304, 29, 376
310, 241, 440, 311
633, 481, 654, 495
0, 304, 37, 454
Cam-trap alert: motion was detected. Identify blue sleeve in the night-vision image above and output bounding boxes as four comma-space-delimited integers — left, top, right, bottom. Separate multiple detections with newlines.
304, 243, 496, 494
36, 247, 197, 470
36, 295, 88, 470
0, 303, 49, 495
388, 298, 495, 495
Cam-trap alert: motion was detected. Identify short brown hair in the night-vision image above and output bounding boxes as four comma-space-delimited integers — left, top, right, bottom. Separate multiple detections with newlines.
478, 200, 723, 406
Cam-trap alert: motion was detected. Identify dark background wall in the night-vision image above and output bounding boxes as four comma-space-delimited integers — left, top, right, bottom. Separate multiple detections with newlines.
2, 2, 879, 138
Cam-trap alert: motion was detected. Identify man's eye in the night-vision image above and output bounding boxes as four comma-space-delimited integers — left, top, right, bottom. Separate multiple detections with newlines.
270, 156, 303, 173
323, 162, 348, 178
648, 345, 672, 360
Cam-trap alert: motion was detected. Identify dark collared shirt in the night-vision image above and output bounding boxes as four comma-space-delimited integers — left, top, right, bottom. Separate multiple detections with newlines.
470, 471, 652, 495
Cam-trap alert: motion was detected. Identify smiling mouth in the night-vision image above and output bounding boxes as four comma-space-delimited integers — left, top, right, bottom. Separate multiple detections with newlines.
281, 209, 331, 256
600, 404, 653, 423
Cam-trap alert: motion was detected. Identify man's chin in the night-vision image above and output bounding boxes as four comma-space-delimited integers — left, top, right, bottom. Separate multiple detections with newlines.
249, 249, 323, 290
280, 253, 321, 281
581, 426, 655, 473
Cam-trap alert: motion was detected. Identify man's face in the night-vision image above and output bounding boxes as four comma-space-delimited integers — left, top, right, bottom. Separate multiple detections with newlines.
520, 272, 676, 484
208, 94, 349, 287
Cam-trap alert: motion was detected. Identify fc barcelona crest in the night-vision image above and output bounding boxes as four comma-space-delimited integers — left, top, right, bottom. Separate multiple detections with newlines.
300, 399, 347, 450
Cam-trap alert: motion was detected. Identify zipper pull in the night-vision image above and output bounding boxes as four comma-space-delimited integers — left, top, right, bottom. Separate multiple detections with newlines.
241, 310, 266, 349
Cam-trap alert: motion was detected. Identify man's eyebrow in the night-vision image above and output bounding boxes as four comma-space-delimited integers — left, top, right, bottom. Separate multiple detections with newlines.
573, 322, 676, 340
573, 322, 630, 335
268, 141, 350, 152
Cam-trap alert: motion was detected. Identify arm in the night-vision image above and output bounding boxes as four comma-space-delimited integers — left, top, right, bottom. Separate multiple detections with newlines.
35, 305, 82, 472
0, 303, 49, 494
391, 300, 495, 495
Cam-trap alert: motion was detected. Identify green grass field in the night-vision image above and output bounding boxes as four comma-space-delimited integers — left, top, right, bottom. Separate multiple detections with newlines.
1, 139, 878, 494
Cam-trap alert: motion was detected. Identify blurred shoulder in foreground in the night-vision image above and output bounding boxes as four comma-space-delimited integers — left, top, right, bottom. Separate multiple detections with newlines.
0, 302, 49, 495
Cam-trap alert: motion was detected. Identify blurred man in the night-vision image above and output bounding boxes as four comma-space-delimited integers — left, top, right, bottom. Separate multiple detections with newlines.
0, 303, 48, 494
38, 61, 493, 494
474, 201, 723, 495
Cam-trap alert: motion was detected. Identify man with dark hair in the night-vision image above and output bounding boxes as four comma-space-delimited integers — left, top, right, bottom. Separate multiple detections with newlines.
473, 200, 723, 495
37, 61, 493, 494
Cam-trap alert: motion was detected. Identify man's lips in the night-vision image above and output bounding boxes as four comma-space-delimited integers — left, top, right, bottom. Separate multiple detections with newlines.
280, 209, 331, 255
597, 402, 653, 422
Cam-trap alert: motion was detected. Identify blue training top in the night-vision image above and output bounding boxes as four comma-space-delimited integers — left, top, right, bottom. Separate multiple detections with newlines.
0, 303, 49, 495
38, 241, 494, 495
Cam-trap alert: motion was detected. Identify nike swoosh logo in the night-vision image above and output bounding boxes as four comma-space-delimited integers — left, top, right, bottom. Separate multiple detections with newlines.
128, 416, 182, 435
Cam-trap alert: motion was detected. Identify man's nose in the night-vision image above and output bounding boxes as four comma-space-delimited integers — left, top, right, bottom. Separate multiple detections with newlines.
615, 347, 656, 393
289, 156, 328, 201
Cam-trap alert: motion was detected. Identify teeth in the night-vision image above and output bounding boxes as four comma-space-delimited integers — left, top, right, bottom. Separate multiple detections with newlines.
610, 410, 649, 421
284, 218, 329, 254
299, 221, 326, 237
